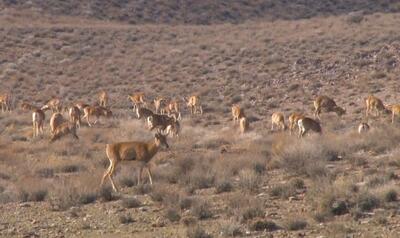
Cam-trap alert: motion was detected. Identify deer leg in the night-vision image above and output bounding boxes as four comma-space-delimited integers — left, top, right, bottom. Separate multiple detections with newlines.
392, 112, 395, 124
108, 163, 118, 192
137, 166, 144, 185
146, 167, 153, 185
101, 162, 112, 188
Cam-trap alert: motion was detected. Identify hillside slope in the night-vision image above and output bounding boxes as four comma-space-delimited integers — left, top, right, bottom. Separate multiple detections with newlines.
1, 0, 400, 24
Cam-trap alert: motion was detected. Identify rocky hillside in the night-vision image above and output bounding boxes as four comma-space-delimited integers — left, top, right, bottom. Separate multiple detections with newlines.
1, 0, 400, 24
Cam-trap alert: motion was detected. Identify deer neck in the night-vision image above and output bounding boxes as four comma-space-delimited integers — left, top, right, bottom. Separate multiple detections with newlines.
146, 139, 160, 158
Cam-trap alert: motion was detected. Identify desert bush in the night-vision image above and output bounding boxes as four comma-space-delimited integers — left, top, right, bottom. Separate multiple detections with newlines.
270, 184, 296, 199
250, 219, 278, 232
220, 221, 243, 237
121, 197, 141, 208
383, 189, 397, 202
238, 169, 261, 193
119, 177, 136, 188
215, 179, 233, 194
35, 168, 55, 178
241, 206, 264, 222
119, 214, 134, 224
285, 218, 307, 231
187, 226, 212, 238
180, 196, 194, 210
98, 186, 116, 202
355, 193, 380, 212
164, 207, 181, 222
18, 189, 47, 202
346, 11, 364, 24
191, 200, 212, 220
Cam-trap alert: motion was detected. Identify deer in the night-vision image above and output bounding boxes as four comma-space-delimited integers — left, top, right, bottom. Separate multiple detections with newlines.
41, 98, 62, 112
365, 95, 390, 118
271, 112, 286, 131
358, 122, 370, 134
153, 97, 165, 114
82, 106, 112, 127
100, 132, 169, 192
147, 114, 177, 133
298, 117, 322, 138
128, 92, 146, 110
32, 109, 45, 138
50, 112, 66, 135
74, 101, 90, 112
314, 95, 345, 120
388, 104, 400, 123
239, 117, 249, 134
69, 106, 81, 128
288, 112, 305, 135
0, 93, 12, 112
49, 122, 79, 143
183, 95, 203, 115
231, 104, 245, 123
165, 120, 181, 138
99, 91, 108, 107
136, 107, 154, 120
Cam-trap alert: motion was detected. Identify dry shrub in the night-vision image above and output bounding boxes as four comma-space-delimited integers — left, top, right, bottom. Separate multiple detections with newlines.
164, 207, 181, 222
119, 214, 135, 224
285, 218, 307, 231
220, 221, 243, 237
121, 197, 141, 208
250, 219, 278, 232
98, 186, 117, 202
238, 169, 261, 193
187, 225, 212, 238
191, 200, 212, 220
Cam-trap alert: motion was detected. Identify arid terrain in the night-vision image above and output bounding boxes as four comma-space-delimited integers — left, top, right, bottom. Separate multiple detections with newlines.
1, 1, 400, 237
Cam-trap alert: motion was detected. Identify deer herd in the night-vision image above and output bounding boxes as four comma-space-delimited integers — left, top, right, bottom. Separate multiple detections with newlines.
0, 91, 398, 191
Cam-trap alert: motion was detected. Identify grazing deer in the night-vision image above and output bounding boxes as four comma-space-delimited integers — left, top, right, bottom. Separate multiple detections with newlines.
231, 104, 245, 123
183, 96, 203, 115
32, 109, 45, 137
82, 106, 112, 127
128, 93, 146, 110
288, 112, 305, 135
358, 122, 370, 134
365, 95, 390, 117
314, 95, 345, 120
50, 112, 65, 135
239, 117, 249, 134
136, 107, 154, 120
298, 117, 322, 138
271, 112, 286, 131
147, 114, 177, 133
49, 122, 79, 143
42, 98, 62, 112
69, 106, 81, 128
0, 93, 12, 112
99, 91, 108, 107
153, 97, 165, 114
100, 132, 169, 192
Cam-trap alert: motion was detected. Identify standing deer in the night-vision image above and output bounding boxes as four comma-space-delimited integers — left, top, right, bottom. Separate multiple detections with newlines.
365, 95, 390, 118
99, 91, 108, 107
50, 112, 65, 135
288, 112, 305, 135
128, 93, 146, 110
271, 112, 286, 131
298, 117, 322, 138
314, 95, 345, 120
42, 98, 62, 112
32, 109, 45, 137
231, 104, 245, 123
153, 97, 165, 114
358, 122, 370, 134
0, 93, 12, 112
183, 96, 203, 115
82, 106, 112, 127
69, 106, 81, 128
100, 132, 169, 192
239, 117, 249, 134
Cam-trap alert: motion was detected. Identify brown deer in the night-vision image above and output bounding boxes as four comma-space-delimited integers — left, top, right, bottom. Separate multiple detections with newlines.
271, 112, 286, 131
184, 96, 203, 115
0, 93, 12, 112
42, 98, 62, 112
288, 112, 305, 135
298, 117, 322, 138
165, 120, 181, 138
74, 101, 90, 112
32, 109, 45, 138
358, 122, 370, 134
239, 117, 249, 134
231, 104, 245, 123
69, 106, 81, 128
147, 114, 177, 133
136, 107, 154, 120
365, 95, 390, 118
153, 97, 165, 114
388, 104, 400, 123
314, 95, 345, 120
82, 106, 112, 127
99, 91, 108, 107
128, 93, 146, 110
100, 132, 169, 192
50, 112, 65, 135
49, 122, 79, 143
